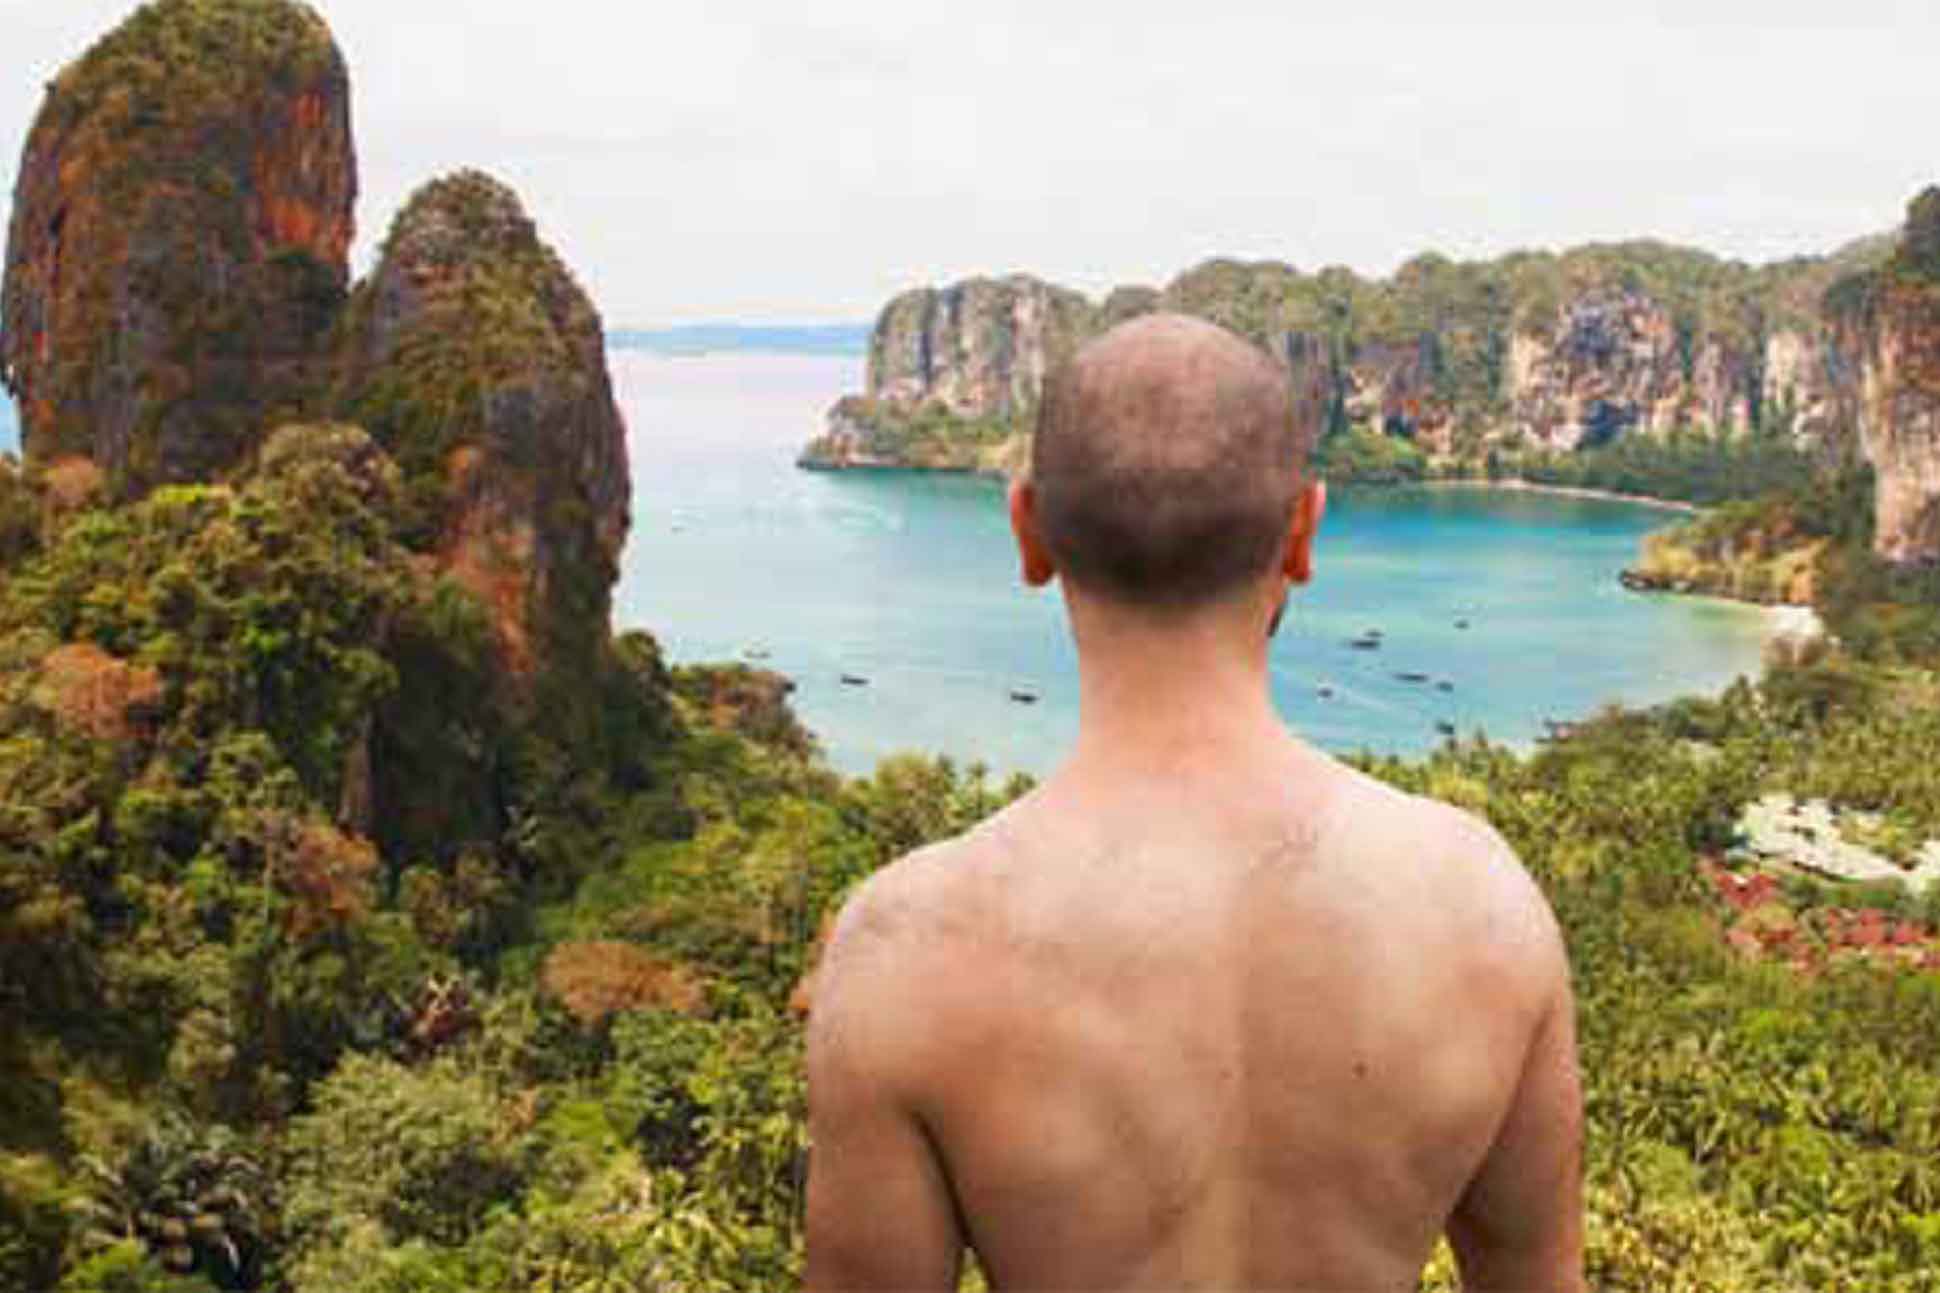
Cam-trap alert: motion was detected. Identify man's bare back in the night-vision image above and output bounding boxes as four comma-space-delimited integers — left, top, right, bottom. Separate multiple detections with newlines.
807, 737, 1581, 1291
804, 315, 1583, 1291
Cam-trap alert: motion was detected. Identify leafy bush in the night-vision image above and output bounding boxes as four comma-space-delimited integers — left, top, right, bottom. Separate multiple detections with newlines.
1313, 425, 1429, 483
281, 1055, 525, 1257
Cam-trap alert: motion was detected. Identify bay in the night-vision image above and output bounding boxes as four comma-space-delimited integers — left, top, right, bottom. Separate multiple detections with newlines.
612, 351, 1772, 778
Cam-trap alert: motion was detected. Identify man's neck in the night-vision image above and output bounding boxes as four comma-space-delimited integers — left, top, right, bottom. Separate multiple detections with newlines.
1063, 586, 1291, 779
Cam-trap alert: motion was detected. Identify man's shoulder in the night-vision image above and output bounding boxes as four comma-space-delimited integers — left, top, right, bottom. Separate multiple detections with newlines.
804, 825, 1017, 1090
1324, 761, 1566, 983
814, 815, 1011, 1001
1321, 757, 1509, 867
826, 840, 964, 962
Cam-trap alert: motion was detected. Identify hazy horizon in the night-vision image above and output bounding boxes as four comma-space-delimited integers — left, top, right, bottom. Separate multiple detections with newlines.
0, 1, 1936, 327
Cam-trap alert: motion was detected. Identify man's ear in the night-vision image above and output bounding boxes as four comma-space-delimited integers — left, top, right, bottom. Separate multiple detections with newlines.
1282, 479, 1327, 586
1009, 477, 1057, 588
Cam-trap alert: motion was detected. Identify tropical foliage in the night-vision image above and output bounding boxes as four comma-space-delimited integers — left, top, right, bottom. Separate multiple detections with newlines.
1313, 423, 1430, 483
1505, 423, 1826, 506
2, 407, 1938, 1290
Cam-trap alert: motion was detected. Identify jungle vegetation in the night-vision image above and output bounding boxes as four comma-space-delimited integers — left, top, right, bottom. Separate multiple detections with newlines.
1, 418, 1938, 1292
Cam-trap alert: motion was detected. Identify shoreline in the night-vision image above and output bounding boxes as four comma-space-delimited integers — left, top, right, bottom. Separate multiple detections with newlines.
798, 453, 1710, 517
1417, 477, 1703, 514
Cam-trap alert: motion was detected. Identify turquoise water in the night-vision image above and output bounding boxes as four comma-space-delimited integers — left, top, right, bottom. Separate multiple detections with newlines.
0, 391, 16, 455
615, 352, 1770, 777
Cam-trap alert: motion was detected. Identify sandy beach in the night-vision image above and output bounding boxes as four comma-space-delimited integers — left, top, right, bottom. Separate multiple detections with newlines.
1766, 602, 1826, 643
1422, 478, 1704, 514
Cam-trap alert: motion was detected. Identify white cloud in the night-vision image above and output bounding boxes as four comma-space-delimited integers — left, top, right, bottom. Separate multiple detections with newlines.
0, 0, 1935, 325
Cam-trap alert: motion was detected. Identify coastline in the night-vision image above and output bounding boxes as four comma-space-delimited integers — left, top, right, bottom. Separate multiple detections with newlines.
797, 453, 1001, 480
799, 452, 1708, 517
1418, 477, 1703, 515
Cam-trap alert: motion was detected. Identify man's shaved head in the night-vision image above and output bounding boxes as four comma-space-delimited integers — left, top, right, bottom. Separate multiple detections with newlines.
1030, 313, 1312, 610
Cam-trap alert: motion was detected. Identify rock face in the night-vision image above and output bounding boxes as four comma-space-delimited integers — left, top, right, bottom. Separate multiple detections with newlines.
1507, 289, 1755, 450
817, 239, 1904, 474
1762, 326, 1860, 445
1, 0, 355, 493
1842, 189, 1940, 563
869, 275, 1097, 418
336, 171, 629, 686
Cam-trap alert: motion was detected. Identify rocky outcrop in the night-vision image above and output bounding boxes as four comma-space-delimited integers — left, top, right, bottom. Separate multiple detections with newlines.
1762, 327, 1859, 445
869, 275, 1097, 417
816, 237, 1902, 476
673, 663, 814, 757
1508, 290, 1753, 450
1622, 519, 1824, 606
802, 275, 1096, 473
1, 0, 355, 494
798, 395, 1025, 475
335, 171, 630, 685
1337, 335, 1451, 450
1840, 189, 1940, 563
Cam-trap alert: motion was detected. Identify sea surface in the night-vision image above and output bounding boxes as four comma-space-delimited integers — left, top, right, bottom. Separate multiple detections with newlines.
614, 351, 1774, 778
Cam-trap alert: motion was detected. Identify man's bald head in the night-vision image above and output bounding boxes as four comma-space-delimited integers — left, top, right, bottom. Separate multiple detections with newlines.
1030, 313, 1312, 610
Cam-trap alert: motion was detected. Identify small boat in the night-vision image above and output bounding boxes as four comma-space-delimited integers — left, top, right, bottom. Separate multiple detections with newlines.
1395, 671, 1431, 684
840, 674, 869, 687
744, 647, 772, 661
1347, 636, 1382, 651
1009, 689, 1040, 705
1435, 681, 1455, 693
1454, 619, 1470, 630
1435, 721, 1458, 738
1317, 685, 1335, 699
1538, 718, 1578, 743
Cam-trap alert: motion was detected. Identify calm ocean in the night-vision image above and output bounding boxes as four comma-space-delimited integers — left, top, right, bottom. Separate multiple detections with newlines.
613, 351, 1772, 778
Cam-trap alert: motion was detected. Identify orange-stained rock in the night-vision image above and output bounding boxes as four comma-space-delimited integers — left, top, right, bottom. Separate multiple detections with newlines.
335, 172, 629, 694
1, 0, 356, 494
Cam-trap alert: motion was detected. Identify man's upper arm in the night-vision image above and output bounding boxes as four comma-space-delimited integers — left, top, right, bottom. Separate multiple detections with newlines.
1445, 865, 1586, 1293
803, 880, 966, 1292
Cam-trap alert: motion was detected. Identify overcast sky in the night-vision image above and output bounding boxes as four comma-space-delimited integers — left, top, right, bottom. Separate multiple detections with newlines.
1, 0, 1936, 325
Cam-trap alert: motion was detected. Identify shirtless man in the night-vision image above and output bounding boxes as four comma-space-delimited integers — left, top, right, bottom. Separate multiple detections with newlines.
803, 314, 1584, 1292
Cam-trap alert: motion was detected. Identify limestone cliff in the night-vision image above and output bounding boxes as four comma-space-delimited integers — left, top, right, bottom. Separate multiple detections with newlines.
815, 238, 1897, 477
1838, 189, 1940, 563
802, 275, 1095, 472
1507, 288, 1753, 449
868, 275, 1096, 416
1, 0, 355, 494
335, 171, 630, 688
